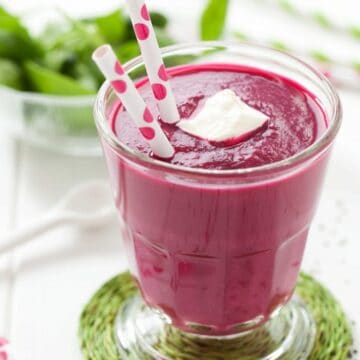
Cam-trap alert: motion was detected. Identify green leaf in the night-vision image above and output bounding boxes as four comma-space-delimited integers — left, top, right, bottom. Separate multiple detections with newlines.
24, 61, 94, 95
80, 60, 104, 88
39, 18, 102, 80
349, 26, 360, 40
0, 58, 23, 89
0, 7, 42, 60
0, 6, 16, 17
37, 22, 69, 49
278, 0, 295, 14
201, 0, 229, 40
94, 9, 126, 44
0, 7, 8, 16
72, 63, 99, 91
233, 31, 249, 41
154, 28, 175, 47
56, 12, 103, 53
115, 41, 140, 63
149, 11, 168, 29
122, 19, 137, 42
0, 29, 42, 60
271, 40, 289, 51
312, 12, 331, 28
0, 15, 27, 34
0, 6, 28, 35
42, 49, 77, 73
163, 54, 198, 69
309, 50, 331, 64
352, 62, 360, 72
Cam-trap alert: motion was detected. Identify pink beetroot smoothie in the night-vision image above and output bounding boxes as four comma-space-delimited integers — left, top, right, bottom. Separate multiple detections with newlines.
104, 64, 329, 334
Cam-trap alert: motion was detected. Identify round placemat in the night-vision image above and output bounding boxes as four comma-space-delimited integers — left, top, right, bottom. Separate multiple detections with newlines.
79, 272, 352, 360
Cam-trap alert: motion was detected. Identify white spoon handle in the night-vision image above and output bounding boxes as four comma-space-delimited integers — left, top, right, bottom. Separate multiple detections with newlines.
0, 212, 68, 255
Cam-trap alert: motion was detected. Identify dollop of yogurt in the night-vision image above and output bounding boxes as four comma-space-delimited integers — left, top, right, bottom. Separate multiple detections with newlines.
177, 89, 268, 143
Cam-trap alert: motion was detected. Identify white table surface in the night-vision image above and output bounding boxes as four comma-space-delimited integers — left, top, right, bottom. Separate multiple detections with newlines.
0, 1, 359, 359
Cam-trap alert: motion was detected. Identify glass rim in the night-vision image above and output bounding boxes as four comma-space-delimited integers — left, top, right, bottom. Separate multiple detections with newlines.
94, 41, 342, 177
0, 85, 94, 105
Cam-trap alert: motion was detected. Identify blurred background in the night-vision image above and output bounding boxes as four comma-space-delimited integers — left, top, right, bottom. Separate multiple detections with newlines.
0, 0, 359, 359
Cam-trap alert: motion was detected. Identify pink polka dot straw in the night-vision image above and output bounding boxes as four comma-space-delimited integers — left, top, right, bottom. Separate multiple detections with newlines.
92, 45, 175, 159
125, 0, 180, 124
0, 337, 10, 360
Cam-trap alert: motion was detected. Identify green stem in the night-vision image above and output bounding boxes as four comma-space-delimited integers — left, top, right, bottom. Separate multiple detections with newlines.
233, 31, 359, 71
265, 0, 360, 41
233, 31, 360, 91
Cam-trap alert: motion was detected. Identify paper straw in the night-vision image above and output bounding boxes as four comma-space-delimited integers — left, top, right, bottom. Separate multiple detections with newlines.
0, 337, 13, 360
92, 44, 175, 159
125, 0, 180, 124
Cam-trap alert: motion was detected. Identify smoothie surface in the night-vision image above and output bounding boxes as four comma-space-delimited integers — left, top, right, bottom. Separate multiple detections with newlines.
112, 64, 327, 170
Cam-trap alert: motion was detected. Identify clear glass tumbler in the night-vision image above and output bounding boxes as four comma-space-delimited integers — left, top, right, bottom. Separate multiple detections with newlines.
94, 42, 341, 359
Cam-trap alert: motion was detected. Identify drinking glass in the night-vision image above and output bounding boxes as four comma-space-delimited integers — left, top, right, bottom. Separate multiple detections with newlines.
94, 42, 341, 359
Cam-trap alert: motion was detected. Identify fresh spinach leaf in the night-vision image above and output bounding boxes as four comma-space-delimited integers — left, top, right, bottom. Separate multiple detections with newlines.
0, 7, 43, 60
39, 19, 102, 80
0, 6, 28, 35
149, 11, 168, 29
24, 61, 94, 95
71, 62, 99, 91
0, 58, 23, 89
122, 19, 137, 42
115, 41, 140, 63
154, 28, 174, 47
0, 5, 173, 97
0, 29, 42, 60
43, 48, 77, 73
94, 9, 126, 43
201, 0, 229, 40
57, 13, 103, 54
38, 22, 70, 50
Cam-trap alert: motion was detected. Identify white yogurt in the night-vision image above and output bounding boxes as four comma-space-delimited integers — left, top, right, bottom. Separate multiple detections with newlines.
177, 89, 268, 142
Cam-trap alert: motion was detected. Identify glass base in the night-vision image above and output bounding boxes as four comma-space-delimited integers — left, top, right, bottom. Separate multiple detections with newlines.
115, 294, 316, 360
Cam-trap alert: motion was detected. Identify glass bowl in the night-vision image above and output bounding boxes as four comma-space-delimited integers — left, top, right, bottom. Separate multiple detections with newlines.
0, 6, 101, 156
0, 85, 99, 156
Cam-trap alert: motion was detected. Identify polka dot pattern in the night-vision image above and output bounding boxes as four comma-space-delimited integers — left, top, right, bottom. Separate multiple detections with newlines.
111, 80, 127, 94
158, 64, 168, 81
140, 127, 155, 140
143, 108, 153, 123
0, 339, 7, 347
93, 40, 174, 156
121, 0, 180, 124
152, 83, 167, 100
134, 23, 150, 40
141, 4, 150, 21
114, 61, 124, 75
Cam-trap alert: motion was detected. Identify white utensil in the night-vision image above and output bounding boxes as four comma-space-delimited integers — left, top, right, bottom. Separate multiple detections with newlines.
0, 180, 115, 255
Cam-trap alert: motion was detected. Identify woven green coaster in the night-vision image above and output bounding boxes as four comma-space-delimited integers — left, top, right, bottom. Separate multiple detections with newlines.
79, 272, 352, 360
